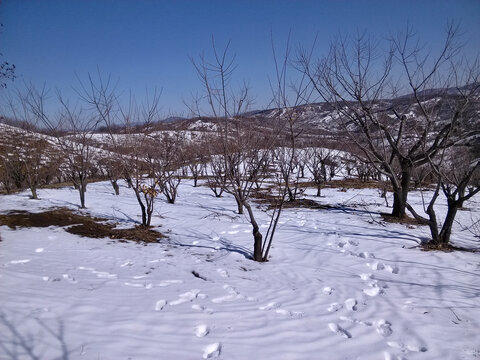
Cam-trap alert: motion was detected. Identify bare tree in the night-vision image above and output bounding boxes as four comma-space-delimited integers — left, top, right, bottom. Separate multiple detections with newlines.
78, 73, 163, 226
299, 24, 477, 218
192, 38, 287, 261
27, 85, 100, 208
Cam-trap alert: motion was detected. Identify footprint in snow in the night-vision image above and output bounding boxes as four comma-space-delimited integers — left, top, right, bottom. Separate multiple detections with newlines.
367, 261, 385, 271
345, 298, 357, 311
375, 319, 393, 337
363, 285, 383, 297
170, 290, 200, 306
339, 316, 372, 327
155, 299, 167, 311
212, 285, 245, 303
367, 262, 399, 274
359, 273, 373, 281
203, 342, 222, 359
194, 324, 210, 337
62, 274, 77, 284
275, 308, 305, 317
216, 268, 229, 278
323, 286, 334, 295
358, 252, 375, 259
328, 323, 352, 339
327, 302, 343, 312
387, 341, 427, 353
192, 304, 214, 314
259, 302, 280, 310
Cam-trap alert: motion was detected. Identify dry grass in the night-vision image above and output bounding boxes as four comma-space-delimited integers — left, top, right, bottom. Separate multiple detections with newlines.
420, 242, 479, 253
380, 212, 427, 226
0, 208, 164, 243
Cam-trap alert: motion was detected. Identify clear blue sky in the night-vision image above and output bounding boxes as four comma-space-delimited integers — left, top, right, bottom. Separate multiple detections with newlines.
1, 0, 479, 117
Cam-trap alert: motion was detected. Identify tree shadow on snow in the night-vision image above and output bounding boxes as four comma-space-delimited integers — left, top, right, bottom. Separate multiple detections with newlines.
0, 312, 81, 360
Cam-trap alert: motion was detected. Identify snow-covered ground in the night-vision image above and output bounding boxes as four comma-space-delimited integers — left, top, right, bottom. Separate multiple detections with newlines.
0, 180, 479, 360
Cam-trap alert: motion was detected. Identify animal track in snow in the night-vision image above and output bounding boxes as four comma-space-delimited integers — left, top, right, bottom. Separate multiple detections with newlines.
323, 286, 334, 295
328, 323, 352, 339
387, 341, 427, 353
327, 302, 343, 312
367, 262, 399, 274
359, 273, 373, 281
363, 285, 382, 297
358, 252, 375, 259
275, 308, 305, 317
192, 304, 214, 314
384, 264, 399, 274
216, 268, 229, 278
259, 302, 280, 310
339, 316, 372, 327
345, 298, 357, 311
375, 319, 393, 337
211, 285, 245, 303
170, 289, 200, 305
203, 342, 222, 359
194, 324, 210, 337
155, 299, 167, 311
62, 274, 77, 283
367, 262, 385, 270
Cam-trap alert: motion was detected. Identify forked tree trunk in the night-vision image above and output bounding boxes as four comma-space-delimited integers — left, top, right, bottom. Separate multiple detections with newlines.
244, 201, 263, 262
234, 194, 244, 214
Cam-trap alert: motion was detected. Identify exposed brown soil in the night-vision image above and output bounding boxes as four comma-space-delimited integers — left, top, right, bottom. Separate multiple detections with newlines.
0, 208, 164, 243
380, 212, 427, 226
420, 242, 479, 253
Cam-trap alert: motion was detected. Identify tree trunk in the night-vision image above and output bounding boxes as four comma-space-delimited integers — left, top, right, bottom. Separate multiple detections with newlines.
316, 185, 321, 197
234, 195, 244, 214
437, 202, 458, 247
30, 185, 38, 200
391, 166, 411, 218
244, 201, 263, 262
111, 180, 120, 195
79, 186, 86, 208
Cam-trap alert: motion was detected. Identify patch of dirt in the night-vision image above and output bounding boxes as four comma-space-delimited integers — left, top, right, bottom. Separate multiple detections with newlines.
283, 199, 333, 210
381, 213, 427, 226
0, 208, 164, 243
420, 243, 479, 253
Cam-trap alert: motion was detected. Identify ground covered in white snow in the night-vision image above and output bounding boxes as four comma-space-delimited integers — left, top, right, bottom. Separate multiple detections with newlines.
0, 181, 479, 360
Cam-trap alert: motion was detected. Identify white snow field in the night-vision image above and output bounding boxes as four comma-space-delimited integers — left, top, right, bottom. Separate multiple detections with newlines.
0, 180, 479, 360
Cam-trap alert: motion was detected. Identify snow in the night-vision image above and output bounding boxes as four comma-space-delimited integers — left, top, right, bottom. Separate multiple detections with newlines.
0, 180, 479, 359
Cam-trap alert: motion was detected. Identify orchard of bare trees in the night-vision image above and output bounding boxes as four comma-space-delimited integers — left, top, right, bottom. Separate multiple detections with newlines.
1, 24, 479, 259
